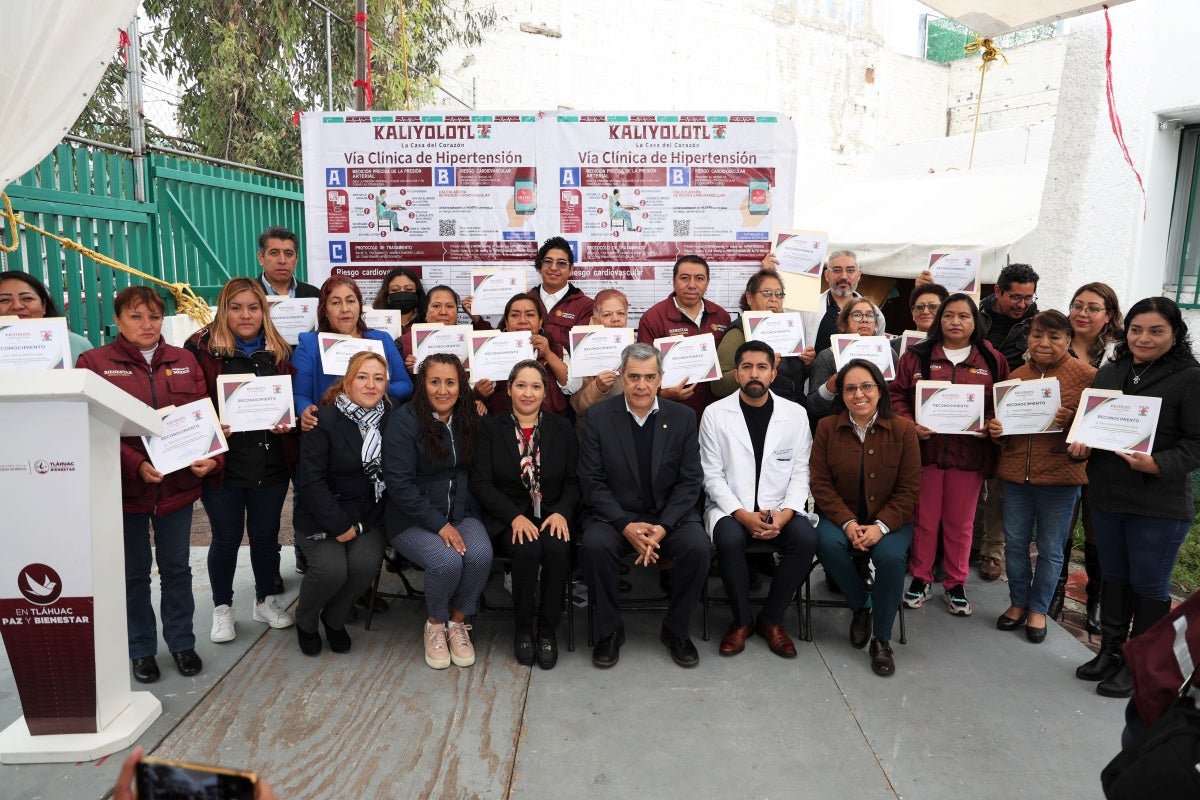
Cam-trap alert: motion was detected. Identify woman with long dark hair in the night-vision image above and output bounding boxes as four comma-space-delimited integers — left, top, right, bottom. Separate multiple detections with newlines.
1071, 296, 1200, 697
475, 292, 570, 417
383, 353, 491, 670
713, 269, 810, 404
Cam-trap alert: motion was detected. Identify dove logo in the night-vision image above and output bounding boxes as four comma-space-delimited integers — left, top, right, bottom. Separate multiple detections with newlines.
18, 563, 63, 606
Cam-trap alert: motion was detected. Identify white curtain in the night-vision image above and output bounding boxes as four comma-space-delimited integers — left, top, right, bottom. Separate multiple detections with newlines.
0, 1, 140, 192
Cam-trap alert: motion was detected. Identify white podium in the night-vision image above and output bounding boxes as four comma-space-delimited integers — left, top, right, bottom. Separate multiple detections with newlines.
0, 370, 164, 763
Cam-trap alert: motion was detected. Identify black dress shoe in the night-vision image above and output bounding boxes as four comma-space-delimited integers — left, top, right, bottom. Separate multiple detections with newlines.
869, 638, 895, 677
1097, 663, 1133, 697
297, 624, 322, 656
514, 632, 535, 666
996, 611, 1028, 631
171, 649, 203, 677
660, 624, 699, 668
131, 656, 160, 684
536, 633, 559, 670
1025, 624, 1047, 643
850, 608, 872, 649
321, 613, 352, 653
592, 624, 625, 668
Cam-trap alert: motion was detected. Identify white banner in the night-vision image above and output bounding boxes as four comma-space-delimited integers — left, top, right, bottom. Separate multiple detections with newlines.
301, 111, 797, 326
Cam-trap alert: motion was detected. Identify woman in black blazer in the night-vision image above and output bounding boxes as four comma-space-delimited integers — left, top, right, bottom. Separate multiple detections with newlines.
293, 351, 391, 656
472, 360, 579, 668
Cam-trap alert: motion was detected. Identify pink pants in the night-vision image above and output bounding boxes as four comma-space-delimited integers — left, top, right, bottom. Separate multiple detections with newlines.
911, 465, 984, 590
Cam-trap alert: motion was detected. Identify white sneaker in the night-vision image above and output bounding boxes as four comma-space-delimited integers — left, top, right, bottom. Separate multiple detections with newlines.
425, 621, 451, 669
253, 596, 295, 629
446, 620, 475, 667
210, 605, 236, 643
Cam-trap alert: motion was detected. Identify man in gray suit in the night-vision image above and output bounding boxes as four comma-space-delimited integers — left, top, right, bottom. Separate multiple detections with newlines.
578, 343, 711, 668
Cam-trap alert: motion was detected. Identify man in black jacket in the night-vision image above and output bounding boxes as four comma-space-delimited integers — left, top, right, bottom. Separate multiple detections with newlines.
256, 226, 320, 299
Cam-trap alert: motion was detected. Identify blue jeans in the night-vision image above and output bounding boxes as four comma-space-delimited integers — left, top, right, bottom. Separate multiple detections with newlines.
201, 482, 289, 606
123, 507, 196, 659
1001, 482, 1080, 614
1091, 508, 1189, 600
815, 516, 913, 643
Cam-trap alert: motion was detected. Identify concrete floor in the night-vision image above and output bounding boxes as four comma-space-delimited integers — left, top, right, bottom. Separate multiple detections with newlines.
1, 549, 1126, 800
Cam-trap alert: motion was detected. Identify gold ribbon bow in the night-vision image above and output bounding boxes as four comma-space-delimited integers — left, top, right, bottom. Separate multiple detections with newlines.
964, 35, 1009, 70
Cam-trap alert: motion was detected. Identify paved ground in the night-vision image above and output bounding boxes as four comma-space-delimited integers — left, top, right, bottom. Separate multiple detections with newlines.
0, 506, 1127, 800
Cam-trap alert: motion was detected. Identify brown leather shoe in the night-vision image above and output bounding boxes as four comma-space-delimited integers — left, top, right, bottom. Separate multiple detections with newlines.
850, 608, 872, 649
979, 556, 1003, 581
869, 638, 895, 676
755, 619, 797, 658
719, 621, 754, 655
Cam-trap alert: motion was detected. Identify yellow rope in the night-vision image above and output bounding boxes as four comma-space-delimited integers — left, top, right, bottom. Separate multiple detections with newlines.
0, 191, 212, 326
963, 36, 1009, 170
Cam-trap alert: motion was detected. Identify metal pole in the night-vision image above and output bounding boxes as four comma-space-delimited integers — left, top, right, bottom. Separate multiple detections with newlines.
124, 16, 147, 202
325, 10, 334, 110
355, 0, 368, 111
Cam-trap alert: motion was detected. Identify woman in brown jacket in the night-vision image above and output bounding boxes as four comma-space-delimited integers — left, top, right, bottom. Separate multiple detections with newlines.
987, 310, 1096, 643
812, 359, 922, 676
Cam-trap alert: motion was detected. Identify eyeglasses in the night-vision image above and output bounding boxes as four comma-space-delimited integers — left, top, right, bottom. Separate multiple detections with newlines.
912, 302, 941, 313
842, 383, 879, 395
540, 258, 570, 269
756, 289, 786, 299
849, 311, 877, 322
1003, 292, 1038, 305
828, 267, 860, 277
1069, 302, 1107, 317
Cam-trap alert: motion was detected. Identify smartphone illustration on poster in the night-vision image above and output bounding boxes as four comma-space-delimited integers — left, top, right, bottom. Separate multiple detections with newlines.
514, 167, 537, 215
748, 178, 770, 215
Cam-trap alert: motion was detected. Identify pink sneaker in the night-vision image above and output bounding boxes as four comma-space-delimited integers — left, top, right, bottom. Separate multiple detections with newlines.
446, 621, 475, 667
424, 621, 451, 669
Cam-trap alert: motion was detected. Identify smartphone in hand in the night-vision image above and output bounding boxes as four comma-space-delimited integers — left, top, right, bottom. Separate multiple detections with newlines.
136, 756, 257, 800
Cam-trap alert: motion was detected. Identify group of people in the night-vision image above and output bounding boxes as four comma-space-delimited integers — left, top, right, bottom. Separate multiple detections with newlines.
29, 225, 1197, 690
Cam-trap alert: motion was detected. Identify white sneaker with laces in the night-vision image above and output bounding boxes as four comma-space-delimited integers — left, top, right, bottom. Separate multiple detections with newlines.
253, 595, 295, 629
210, 604, 236, 643
446, 620, 476, 667
425, 621, 451, 669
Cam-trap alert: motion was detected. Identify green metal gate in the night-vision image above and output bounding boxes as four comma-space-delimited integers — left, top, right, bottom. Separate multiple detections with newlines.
0, 141, 305, 345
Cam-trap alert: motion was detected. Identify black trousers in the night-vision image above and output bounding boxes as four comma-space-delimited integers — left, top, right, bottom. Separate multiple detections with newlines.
500, 523, 571, 636
713, 515, 818, 626
580, 515, 712, 640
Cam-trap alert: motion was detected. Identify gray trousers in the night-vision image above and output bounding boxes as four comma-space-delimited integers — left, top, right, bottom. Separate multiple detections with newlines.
295, 526, 385, 632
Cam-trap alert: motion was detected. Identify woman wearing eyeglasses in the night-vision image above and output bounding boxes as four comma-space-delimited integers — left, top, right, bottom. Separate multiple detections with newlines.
1046, 283, 1125, 631
806, 297, 898, 421
713, 269, 811, 404
891, 284, 950, 359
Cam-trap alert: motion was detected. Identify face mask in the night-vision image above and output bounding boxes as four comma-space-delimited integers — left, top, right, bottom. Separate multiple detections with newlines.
387, 292, 419, 313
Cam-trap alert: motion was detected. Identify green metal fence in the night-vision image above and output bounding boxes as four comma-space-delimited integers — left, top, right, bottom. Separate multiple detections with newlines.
0, 142, 305, 344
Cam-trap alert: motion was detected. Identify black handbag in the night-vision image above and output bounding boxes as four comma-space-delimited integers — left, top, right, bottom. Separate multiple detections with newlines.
1101, 664, 1200, 799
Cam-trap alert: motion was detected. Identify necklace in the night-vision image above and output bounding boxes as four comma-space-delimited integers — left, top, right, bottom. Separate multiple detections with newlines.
1131, 360, 1155, 385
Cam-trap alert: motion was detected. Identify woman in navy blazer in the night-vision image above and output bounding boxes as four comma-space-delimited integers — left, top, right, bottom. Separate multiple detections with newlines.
472, 360, 579, 668
293, 275, 412, 433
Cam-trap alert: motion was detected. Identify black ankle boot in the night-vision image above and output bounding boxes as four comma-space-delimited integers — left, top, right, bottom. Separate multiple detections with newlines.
1077, 582, 1133, 682
1097, 593, 1171, 697
1084, 543, 1102, 635
1047, 578, 1067, 620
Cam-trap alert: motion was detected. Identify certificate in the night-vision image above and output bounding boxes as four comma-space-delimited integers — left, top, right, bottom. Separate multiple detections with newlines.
316, 333, 386, 376
1066, 389, 1162, 454
467, 330, 534, 382
831, 335, 896, 381
267, 297, 318, 345
411, 323, 472, 371
470, 269, 526, 316
777, 270, 822, 313
928, 251, 982, 295
216, 374, 296, 433
742, 311, 805, 357
897, 330, 926, 356
915, 380, 986, 434
362, 309, 402, 339
993, 378, 1062, 435
654, 333, 720, 386
568, 326, 634, 378
142, 397, 229, 475
772, 229, 828, 278
0, 317, 72, 370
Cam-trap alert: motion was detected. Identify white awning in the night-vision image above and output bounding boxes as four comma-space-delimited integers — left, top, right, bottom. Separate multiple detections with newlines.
791, 164, 1046, 283
0, 1, 139, 192
922, 0, 1133, 37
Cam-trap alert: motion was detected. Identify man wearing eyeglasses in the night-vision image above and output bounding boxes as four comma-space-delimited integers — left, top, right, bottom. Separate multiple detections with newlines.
765, 249, 885, 355
528, 235, 593, 354
975, 263, 1041, 581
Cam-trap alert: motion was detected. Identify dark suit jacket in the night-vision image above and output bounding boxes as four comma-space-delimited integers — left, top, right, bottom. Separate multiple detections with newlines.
578, 394, 702, 533
258, 273, 321, 299
471, 413, 580, 538
294, 404, 389, 536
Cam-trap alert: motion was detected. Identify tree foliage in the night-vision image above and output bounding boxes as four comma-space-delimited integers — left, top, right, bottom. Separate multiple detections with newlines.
71, 0, 497, 174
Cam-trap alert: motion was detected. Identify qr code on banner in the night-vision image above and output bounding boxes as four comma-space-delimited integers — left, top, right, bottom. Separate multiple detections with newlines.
673, 219, 690, 237
439, 219, 456, 237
